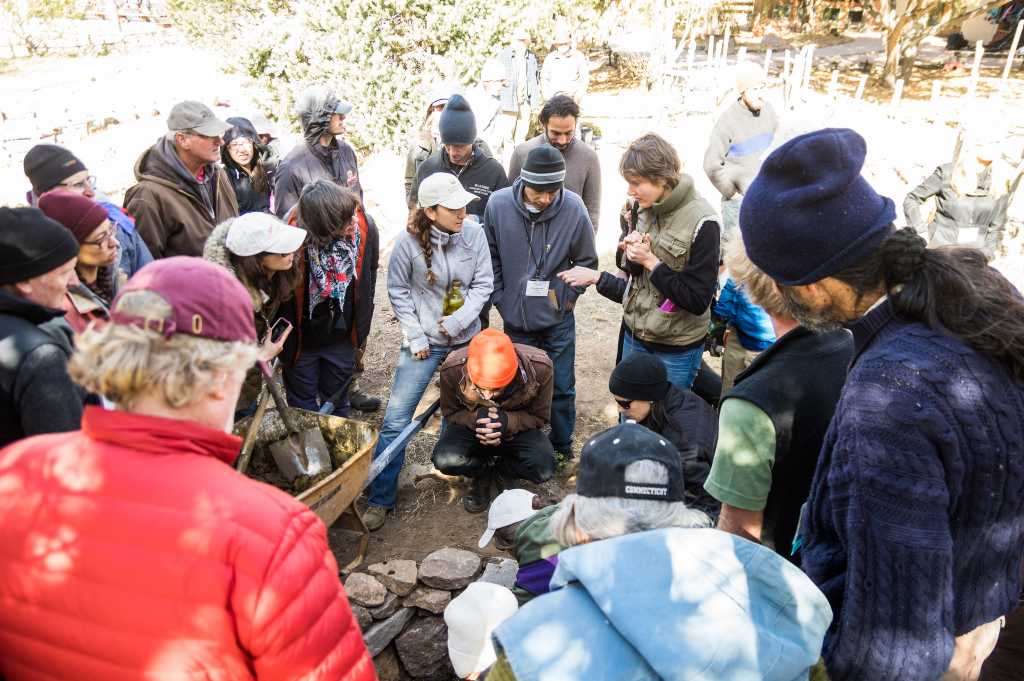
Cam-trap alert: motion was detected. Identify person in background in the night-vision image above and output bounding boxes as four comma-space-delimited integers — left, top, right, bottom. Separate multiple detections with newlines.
486, 423, 832, 681
222, 117, 273, 214
0, 207, 85, 447
560, 133, 719, 390
711, 273, 775, 396
37, 191, 119, 333
509, 95, 601, 231
435, 328, 555, 513
0, 257, 375, 680
278, 181, 374, 418
405, 85, 453, 207
124, 100, 239, 259
410, 94, 509, 219
203, 212, 305, 415
445, 583, 519, 681
484, 145, 597, 459
247, 113, 284, 173
540, 22, 589, 103
275, 85, 363, 219
904, 127, 1015, 259
362, 173, 493, 531
703, 237, 851, 562
467, 59, 509, 160
609, 353, 719, 517
499, 27, 540, 149
742, 127, 1024, 681
23, 143, 153, 281
703, 61, 779, 245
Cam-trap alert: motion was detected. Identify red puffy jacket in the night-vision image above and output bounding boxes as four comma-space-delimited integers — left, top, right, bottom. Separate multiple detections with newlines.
0, 406, 377, 681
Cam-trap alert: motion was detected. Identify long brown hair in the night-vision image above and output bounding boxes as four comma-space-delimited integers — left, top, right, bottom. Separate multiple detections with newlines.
409, 207, 437, 285
229, 250, 298, 308
297, 180, 359, 247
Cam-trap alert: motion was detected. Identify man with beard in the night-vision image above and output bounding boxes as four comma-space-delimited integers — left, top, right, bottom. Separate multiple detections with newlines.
508, 95, 601, 232
124, 101, 238, 258
739, 127, 1024, 681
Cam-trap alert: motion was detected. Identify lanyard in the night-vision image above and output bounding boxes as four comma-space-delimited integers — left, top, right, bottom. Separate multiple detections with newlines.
524, 219, 549, 277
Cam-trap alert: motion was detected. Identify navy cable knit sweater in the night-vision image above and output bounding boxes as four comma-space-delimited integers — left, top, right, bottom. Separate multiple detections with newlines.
799, 300, 1024, 681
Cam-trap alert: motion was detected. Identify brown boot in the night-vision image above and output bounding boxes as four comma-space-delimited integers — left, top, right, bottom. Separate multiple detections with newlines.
462, 469, 492, 514
362, 505, 390, 531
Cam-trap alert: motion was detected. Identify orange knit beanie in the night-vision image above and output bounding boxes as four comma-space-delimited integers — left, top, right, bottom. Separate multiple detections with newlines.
467, 328, 518, 390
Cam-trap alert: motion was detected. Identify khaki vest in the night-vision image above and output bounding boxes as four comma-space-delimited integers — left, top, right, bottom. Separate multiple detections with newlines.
623, 175, 716, 347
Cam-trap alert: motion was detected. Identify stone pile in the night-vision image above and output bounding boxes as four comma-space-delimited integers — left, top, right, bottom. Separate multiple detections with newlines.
345, 548, 519, 680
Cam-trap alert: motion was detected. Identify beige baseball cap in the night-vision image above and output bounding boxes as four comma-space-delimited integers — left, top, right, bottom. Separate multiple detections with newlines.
225, 212, 307, 257
418, 172, 479, 210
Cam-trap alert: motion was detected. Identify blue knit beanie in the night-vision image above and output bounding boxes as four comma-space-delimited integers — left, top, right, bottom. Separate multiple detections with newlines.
739, 128, 896, 286
439, 94, 477, 145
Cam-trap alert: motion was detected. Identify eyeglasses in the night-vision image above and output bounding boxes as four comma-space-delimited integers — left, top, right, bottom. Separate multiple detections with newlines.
61, 175, 96, 192
81, 230, 117, 247
614, 398, 632, 409
227, 139, 253, 150
431, 103, 446, 112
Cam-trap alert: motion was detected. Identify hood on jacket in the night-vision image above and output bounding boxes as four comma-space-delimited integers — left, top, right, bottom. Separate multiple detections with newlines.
510, 176, 566, 223
296, 86, 345, 146
202, 221, 269, 313
134, 137, 217, 214
494, 528, 832, 681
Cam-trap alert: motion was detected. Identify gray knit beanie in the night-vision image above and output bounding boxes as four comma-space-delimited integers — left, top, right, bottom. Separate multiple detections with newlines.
439, 95, 477, 145
520, 145, 566, 192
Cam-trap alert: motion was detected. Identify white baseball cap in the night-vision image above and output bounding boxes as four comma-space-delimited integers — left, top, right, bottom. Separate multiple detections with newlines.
418, 172, 479, 210
225, 212, 307, 257
444, 582, 519, 678
478, 488, 538, 549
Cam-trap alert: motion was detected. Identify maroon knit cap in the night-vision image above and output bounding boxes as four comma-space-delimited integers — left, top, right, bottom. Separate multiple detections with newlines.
37, 189, 109, 244
110, 257, 257, 343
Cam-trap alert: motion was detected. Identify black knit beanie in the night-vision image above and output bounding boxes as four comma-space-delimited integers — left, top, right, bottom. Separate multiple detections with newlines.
521, 144, 566, 192
609, 353, 671, 401
23, 144, 88, 196
0, 207, 80, 286
439, 94, 477, 145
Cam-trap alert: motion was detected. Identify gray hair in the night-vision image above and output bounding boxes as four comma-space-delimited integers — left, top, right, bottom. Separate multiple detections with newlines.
549, 459, 711, 547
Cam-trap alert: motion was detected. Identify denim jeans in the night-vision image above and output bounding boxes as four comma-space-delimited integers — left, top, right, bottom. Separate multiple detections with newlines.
366, 345, 453, 509
721, 196, 742, 246
622, 328, 703, 390
282, 340, 356, 417
505, 313, 576, 452
432, 425, 555, 483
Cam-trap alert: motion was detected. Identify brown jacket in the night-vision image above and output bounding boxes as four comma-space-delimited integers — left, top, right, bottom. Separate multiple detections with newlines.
124, 139, 239, 259
439, 343, 553, 435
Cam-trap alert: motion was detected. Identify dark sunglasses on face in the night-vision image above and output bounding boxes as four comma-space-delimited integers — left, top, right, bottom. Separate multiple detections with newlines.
615, 398, 632, 409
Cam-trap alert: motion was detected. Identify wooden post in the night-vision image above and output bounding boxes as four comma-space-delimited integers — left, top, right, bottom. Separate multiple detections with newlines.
763, 48, 773, 76
1002, 20, 1023, 82
968, 39, 984, 100
715, 41, 724, 69
686, 38, 696, 70
891, 78, 904, 112
708, 35, 716, 66
931, 80, 942, 103
802, 44, 816, 94
737, 46, 747, 64
722, 23, 731, 67
855, 74, 868, 100
783, 49, 791, 82
828, 69, 839, 98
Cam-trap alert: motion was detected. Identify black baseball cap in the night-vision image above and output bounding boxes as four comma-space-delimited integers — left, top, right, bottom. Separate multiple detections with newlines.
576, 422, 685, 502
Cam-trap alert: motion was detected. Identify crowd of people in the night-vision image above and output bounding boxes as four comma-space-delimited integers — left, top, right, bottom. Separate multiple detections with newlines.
0, 17, 1023, 681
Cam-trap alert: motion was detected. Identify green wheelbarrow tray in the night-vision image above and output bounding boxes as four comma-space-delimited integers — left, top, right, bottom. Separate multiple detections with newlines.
234, 406, 379, 571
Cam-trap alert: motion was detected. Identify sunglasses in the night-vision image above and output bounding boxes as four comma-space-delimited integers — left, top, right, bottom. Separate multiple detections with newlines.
614, 398, 632, 409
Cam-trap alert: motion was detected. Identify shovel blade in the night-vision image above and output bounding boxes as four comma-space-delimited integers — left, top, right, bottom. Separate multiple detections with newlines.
269, 428, 333, 483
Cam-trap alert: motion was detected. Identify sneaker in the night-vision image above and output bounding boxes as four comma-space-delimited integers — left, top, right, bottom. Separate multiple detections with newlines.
362, 505, 390, 531
348, 388, 382, 412
462, 470, 492, 514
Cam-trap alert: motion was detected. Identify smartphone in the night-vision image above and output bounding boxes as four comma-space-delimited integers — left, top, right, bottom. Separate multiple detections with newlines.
269, 318, 292, 343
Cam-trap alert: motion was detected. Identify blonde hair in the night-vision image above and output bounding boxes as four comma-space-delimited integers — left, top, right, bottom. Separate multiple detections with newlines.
950, 126, 1013, 197
724, 237, 788, 318
69, 290, 258, 410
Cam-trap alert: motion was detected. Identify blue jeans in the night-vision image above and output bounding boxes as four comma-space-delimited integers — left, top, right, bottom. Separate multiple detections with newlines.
505, 314, 576, 452
366, 345, 453, 509
282, 340, 356, 416
721, 196, 742, 246
622, 328, 703, 390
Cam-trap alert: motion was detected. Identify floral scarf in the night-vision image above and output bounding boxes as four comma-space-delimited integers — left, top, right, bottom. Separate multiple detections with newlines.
306, 228, 360, 316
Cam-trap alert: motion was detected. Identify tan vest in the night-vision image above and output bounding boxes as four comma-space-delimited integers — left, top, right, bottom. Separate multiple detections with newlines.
623, 175, 716, 347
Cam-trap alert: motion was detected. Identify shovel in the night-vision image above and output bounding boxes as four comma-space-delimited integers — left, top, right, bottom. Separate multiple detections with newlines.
258, 361, 332, 483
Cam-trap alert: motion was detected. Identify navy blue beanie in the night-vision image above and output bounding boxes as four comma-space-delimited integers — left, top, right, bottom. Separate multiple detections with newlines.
439, 94, 477, 145
739, 128, 896, 286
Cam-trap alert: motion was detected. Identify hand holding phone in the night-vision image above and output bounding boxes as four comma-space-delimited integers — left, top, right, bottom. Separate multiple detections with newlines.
259, 318, 292, 362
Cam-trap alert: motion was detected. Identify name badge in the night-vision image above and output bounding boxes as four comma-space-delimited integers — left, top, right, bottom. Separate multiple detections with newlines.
525, 280, 550, 296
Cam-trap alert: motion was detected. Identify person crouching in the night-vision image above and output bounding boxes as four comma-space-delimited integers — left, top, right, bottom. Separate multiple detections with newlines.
434, 328, 556, 513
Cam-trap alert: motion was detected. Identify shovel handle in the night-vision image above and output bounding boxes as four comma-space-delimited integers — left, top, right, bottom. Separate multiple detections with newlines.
258, 361, 303, 436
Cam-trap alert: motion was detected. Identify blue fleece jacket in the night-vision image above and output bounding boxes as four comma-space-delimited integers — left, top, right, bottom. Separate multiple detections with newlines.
713, 278, 775, 351
799, 300, 1024, 681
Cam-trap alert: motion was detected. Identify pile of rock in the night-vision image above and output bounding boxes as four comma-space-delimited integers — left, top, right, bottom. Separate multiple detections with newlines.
345, 548, 518, 680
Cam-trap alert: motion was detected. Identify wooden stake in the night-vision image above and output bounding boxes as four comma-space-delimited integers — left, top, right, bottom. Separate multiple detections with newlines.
855, 74, 868, 100
828, 69, 839, 97
737, 46, 747, 64
802, 44, 816, 94
764, 48, 773, 76
715, 41, 724, 69
723, 24, 731, 67
783, 50, 791, 82
968, 39, 984, 100
931, 80, 942, 103
708, 35, 716, 66
687, 37, 696, 70
1002, 20, 1023, 82
891, 78, 904, 111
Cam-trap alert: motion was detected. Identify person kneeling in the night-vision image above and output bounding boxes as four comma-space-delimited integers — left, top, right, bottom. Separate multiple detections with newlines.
434, 328, 555, 513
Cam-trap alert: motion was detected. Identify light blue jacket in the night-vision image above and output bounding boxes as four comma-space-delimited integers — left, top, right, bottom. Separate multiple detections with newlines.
714, 278, 775, 351
493, 528, 831, 681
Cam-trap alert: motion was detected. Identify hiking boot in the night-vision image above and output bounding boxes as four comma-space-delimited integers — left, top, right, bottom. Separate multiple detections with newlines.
463, 470, 492, 514
348, 388, 381, 412
362, 505, 390, 531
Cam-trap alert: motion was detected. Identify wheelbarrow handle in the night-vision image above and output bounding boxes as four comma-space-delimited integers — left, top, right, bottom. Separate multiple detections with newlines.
363, 398, 441, 489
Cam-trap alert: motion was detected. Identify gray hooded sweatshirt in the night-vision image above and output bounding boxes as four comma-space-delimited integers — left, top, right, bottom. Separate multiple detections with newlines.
483, 178, 598, 332
387, 218, 493, 354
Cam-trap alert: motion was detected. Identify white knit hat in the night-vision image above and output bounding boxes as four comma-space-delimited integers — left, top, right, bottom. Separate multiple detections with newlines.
444, 583, 519, 678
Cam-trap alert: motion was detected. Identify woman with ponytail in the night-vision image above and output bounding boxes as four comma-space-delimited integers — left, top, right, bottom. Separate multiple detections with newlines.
362, 172, 493, 531
739, 128, 1024, 681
